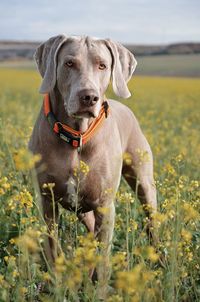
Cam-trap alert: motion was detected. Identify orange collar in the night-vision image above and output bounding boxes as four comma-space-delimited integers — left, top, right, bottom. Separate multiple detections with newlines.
44, 94, 110, 149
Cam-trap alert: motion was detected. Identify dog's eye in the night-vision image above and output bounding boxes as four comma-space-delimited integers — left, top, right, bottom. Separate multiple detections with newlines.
99, 63, 106, 70
65, 60, 73, 67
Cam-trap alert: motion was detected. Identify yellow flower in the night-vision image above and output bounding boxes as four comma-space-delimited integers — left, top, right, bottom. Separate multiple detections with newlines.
12, 269, 19, 278
130, 218, 138, 230
18, 237, 38, 253
0, 176, 11, 195
181, 272, 188, 278
80, 160, 90, 175
134, 246, 159, 263
181, 229, 192, 243
74, 160, 90, 177
42, 272, 52, 281
111, 252, 127, 271
135, 148, 150, 165
104, 187, 114, 196
9, 189, 33, 210
182, 203, 199, 222
4, 256, 9, 263
9, 238, 15, 244
15, 228, 41, 253
14, 148, 41, 170
30, 216, 38, 223
20, 217, 27, 224
0, 188, 5, 195
55, 253, 66, 273
117, 191, 135, 204
146, 246, 159, 262
187, 252, 193, 262
151, 212, 167, 228
55, 253, 65, 265
42, 182, 55, 189
65, 268, 82, 290
175, 153, 184, 162
107, 295, 123, 302
164, 163, 176, 175
74, 233, 99, 270
19, 287, 28, 295
116, 264, 154, 294
123, 152, 133, 166
4, 255, 16, 265
97, 206, 110, 215
0, 274, 6, 287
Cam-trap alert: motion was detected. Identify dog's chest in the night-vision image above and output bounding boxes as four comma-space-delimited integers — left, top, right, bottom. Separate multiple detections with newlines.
46, 149, 121, 212
53, 167, 110, 213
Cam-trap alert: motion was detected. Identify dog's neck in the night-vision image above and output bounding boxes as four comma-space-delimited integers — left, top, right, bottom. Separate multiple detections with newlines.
49, 89, 95, 133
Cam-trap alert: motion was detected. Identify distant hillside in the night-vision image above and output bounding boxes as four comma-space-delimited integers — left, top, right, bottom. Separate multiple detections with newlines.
0, 40, 200, 61
126, 43, 200, 56
0, 41, 39, 61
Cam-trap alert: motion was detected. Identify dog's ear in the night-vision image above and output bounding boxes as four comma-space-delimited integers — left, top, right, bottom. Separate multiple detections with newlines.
34, 35, 67, 94
104, 39, 137, 98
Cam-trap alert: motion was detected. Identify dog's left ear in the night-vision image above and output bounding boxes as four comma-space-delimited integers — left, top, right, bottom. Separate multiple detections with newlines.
34, 34, 67, 93
104, 39, 137, 98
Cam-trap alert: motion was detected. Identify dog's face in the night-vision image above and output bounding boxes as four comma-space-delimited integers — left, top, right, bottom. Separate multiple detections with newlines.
56, 37, 112, 118
34, 35, 137, 118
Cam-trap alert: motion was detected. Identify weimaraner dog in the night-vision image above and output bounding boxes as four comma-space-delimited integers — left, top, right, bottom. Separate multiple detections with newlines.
29, 34, 157, 298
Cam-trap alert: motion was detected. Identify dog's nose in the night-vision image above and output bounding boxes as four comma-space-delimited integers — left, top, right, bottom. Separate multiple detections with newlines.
79, 89, 99, 107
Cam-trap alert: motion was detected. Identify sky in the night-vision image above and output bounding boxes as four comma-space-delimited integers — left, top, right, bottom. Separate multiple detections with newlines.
0, 0, 200, 44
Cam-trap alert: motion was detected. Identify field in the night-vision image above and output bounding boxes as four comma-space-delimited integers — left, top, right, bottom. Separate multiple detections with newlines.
0, 68, 200, 302
1, 54, 200, 78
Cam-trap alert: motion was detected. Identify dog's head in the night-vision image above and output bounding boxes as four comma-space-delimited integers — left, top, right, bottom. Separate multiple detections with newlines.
34, 35, 137, 118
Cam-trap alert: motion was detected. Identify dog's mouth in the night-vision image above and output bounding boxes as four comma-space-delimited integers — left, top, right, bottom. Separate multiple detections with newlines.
64, 102, 98, 119
72, 110, 97, 119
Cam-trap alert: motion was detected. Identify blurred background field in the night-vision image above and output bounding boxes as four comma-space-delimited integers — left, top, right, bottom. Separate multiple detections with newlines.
0, 66, 199, 301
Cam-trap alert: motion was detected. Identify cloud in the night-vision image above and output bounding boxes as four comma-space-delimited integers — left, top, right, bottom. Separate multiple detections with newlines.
0, 0, 200, 43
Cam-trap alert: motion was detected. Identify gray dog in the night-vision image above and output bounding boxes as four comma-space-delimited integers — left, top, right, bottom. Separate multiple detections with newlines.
29, 34, 157, 298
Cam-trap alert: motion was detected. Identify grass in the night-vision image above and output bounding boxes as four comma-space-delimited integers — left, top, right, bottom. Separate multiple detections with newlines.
0, 60, 35, 70
0, 68, 199, 301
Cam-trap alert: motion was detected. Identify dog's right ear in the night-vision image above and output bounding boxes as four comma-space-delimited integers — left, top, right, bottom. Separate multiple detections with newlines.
34, 35, 67, 94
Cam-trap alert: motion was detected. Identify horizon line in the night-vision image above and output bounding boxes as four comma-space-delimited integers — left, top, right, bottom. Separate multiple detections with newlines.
0, 39, 200, 47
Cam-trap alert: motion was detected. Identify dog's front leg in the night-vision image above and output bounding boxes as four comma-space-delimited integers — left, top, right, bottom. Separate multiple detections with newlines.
94, 202, 115, 300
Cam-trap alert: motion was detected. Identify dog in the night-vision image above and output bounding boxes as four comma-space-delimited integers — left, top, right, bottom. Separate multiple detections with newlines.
29, 34, 157, 298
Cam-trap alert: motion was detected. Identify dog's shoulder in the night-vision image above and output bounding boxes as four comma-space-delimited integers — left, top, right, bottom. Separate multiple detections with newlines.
107, 99, 142, 146
108, 99, 139, 125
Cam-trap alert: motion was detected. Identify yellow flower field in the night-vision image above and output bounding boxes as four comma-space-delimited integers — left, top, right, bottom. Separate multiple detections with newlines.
0, 68, 199, 301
